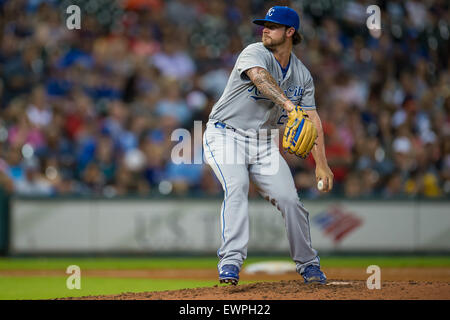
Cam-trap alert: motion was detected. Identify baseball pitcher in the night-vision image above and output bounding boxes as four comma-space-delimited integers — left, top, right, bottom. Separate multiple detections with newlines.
203, 6, 334, 285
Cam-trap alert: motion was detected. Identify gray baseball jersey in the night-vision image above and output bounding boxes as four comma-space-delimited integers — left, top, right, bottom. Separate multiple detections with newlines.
209, 42, 316, 131
204, 41, 321, 278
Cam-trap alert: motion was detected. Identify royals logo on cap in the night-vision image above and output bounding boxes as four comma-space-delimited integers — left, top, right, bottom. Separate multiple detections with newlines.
253, 6, 300, 31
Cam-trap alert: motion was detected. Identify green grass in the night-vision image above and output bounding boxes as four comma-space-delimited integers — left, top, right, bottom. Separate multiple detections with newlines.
0, 276, 219, 300
320, 256, 450, 268
0, 255, 449, 270
0, 256, 449, 299
0, 257, 220, 270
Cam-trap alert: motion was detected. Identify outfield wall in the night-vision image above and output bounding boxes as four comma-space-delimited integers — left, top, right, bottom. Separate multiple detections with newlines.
8, 197, 450, 254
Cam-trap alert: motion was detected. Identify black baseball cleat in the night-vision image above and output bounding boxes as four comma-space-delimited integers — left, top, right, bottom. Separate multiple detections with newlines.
219, 264, 239, 285
219, 278, 238, 285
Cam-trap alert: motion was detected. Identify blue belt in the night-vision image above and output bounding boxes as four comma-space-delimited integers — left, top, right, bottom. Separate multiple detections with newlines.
212, 120, 272, 140
214, 121, 236, 132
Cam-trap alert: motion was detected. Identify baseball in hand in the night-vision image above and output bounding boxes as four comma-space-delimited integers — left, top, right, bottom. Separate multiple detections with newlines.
317, 180, 324, 191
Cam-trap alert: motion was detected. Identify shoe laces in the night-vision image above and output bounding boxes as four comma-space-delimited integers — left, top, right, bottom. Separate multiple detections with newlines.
303, 264, 323, 277
221, 265, 238, 274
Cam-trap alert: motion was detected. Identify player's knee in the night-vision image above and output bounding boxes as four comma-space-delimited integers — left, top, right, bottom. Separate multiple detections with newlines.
227, 179, 249, 197
282, 195, 300, 207
270, 193, 299, 208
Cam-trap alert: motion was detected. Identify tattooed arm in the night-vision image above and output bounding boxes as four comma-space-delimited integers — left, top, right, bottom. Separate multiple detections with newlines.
246, 67, 296, 112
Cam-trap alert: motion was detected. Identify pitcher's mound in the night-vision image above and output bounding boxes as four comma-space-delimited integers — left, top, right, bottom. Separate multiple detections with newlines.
61, 279, 450, 300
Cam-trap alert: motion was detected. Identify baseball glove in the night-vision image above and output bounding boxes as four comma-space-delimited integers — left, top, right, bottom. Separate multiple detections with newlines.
282, 106, 318, 159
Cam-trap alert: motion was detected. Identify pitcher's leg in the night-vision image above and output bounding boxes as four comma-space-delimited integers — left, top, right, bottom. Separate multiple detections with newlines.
250, 154, 320, 274
214, 164, 250, 271
203, 129, 249, 271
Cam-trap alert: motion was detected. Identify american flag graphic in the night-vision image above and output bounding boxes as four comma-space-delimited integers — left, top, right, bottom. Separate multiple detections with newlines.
312, 205, 363, 244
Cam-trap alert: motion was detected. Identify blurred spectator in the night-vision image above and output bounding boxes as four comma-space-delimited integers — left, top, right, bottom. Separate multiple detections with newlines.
294, 170, 319, 198
155, 79, 192, 126
383, 171, 405, 198
14, 158, 53, 196
343, 171, 363, 198
0, 0, 448, 199
0, 170, 14, 194
151, 39, 196, 80
26, 86, 53, 128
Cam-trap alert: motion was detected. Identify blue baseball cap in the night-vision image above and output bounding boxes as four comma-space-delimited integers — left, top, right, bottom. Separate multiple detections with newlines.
253, 6, 300, 31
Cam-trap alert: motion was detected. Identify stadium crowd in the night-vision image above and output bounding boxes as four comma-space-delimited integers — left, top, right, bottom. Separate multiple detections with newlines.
0, 0, 449, 199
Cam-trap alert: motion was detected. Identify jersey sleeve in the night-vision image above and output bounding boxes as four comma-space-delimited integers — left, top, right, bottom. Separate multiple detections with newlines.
236, 45, 270, 81
300, 71, 316, 110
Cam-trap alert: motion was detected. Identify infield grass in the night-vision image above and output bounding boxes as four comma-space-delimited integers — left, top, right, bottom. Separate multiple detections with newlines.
0, 255, 449, 270
0, 255, 449, 299
0, 276, 220, 300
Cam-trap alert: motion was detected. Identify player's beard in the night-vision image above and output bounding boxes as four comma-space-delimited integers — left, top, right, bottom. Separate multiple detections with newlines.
262, 33, 287, 50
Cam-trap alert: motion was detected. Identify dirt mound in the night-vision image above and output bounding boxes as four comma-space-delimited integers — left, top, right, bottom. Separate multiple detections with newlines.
3, 266, 446, 300
60, 279, 450, 300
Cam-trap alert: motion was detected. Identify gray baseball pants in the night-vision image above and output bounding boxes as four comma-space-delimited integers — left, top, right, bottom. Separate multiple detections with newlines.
203, 121, 320, 274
